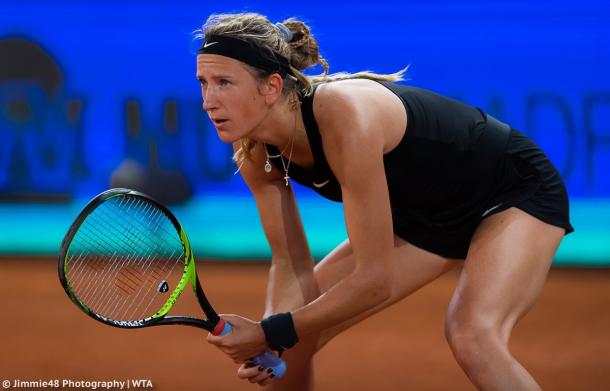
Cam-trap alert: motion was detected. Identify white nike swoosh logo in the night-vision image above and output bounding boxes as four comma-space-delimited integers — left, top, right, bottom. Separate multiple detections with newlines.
313, 179, 330, 188
203, 41, 218, 48
482, 203, 503, 217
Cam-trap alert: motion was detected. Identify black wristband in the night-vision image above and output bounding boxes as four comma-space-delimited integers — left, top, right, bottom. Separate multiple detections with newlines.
260, 312, 299, 355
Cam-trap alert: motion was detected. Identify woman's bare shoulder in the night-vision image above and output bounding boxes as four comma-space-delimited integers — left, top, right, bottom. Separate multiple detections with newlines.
313, 80, 374, 136
312, 79, 407, 154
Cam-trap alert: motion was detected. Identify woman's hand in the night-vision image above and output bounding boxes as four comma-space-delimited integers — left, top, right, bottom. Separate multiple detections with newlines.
206, 314, 268, 363
237, 360, 277, 386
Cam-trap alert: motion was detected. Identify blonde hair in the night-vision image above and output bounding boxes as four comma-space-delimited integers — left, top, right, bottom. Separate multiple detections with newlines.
196, 13, 407, 164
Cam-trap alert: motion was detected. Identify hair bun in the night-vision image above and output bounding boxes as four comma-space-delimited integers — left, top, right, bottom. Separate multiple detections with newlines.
281, 18, 325, 72
282, 19, 310, 46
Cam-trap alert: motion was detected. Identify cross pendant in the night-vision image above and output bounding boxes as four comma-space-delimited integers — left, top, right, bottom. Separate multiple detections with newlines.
284, 174, 290, 186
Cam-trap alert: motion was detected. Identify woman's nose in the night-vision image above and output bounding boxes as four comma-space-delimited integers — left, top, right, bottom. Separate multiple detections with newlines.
202, 88, 218, 111
202, 98, 215, 111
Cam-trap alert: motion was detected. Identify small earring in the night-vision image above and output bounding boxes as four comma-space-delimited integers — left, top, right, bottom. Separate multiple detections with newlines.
264, 159, 272, 173
289, 95, 298, 111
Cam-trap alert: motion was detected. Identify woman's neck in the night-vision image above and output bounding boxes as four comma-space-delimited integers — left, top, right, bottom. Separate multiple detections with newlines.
251, 97, 314, 168
251, 98, 307, 152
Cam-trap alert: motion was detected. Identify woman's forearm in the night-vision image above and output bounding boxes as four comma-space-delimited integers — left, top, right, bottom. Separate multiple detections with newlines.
290, 267, 391, 337
265, 258, 320, 315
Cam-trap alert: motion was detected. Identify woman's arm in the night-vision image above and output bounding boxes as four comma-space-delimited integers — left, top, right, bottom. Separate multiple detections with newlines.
236, 141, 320, 313
207, 141, 321, 362
290, 85, 395, 337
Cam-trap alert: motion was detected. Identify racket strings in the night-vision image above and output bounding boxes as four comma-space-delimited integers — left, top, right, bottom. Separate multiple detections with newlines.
70, 201, 168, 309
71, 200, 182, 320
98, 198, 185, 319
74, 201, 172, 307
79, 199, 182, 319
69, 202, 166, 317
66, 196, 185, 322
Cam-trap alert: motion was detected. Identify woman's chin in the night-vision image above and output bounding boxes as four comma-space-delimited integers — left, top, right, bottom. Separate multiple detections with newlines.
216, 128, 240, 143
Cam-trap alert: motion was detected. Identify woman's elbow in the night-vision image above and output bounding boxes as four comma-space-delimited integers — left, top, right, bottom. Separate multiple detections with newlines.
370, 278, 392, 304
354, 269, 392, 307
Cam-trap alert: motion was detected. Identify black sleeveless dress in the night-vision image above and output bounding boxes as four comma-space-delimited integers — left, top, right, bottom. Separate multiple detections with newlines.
265, 82, 574, 259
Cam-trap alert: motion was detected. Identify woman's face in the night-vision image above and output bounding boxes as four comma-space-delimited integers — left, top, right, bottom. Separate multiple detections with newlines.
196, 54, 270, 143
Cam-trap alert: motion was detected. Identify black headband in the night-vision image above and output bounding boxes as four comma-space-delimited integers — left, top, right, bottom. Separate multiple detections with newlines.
199, 35, 291, 78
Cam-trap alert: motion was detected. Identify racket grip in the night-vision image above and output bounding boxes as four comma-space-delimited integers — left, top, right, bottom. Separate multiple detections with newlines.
251, 351, 287, 379
214, 319, 287, 379
212, 318, 233, 336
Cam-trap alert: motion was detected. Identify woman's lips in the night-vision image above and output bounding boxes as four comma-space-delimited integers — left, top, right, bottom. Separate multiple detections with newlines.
212, 118, 229, 127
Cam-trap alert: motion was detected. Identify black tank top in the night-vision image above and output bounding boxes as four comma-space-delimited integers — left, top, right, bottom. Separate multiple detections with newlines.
265, 81, 510, 229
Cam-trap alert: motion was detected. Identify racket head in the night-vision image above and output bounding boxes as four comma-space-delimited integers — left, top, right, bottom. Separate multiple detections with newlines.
58, 188, 207, 329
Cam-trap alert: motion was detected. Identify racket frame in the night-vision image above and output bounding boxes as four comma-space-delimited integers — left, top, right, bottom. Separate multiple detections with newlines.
58, 188, 220, 332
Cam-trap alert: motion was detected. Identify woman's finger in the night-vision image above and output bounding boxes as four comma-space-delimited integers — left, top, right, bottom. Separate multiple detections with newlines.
252, 368, 274, 385
237, 362, 261, 379
257, 368, 276, 386
238, 364, 274, 385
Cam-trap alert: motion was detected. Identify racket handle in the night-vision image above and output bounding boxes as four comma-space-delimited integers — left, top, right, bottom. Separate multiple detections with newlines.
212, 318, 233, 336
213, 319, 287, 379
251, 351, 287, 379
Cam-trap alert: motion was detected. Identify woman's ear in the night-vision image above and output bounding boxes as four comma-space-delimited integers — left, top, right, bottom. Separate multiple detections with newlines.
260, 74, 284, 106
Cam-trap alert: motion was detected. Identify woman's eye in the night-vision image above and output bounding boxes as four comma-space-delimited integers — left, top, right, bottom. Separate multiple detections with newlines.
220, 79, 231, 86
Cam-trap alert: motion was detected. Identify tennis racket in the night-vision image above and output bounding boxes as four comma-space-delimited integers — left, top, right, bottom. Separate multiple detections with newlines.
58, 188, 286, 378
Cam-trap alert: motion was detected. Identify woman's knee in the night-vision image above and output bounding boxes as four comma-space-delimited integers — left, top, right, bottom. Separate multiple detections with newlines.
445, 313, 505, 369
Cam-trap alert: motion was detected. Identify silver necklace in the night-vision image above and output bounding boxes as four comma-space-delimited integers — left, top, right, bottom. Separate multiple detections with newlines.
264, 143, 289, 173
264, 111, 297, 186
279, 133, 295, 186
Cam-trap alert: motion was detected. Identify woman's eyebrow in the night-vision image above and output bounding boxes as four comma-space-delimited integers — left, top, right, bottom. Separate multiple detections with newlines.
197, 74, 233, 83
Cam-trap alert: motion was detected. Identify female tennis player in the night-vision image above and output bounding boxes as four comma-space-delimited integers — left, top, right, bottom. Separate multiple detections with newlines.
201, 12, 573, 390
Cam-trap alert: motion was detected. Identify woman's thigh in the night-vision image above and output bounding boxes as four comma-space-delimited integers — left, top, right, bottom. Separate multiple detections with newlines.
446, 207, 565, 342
314, 234, 459, 351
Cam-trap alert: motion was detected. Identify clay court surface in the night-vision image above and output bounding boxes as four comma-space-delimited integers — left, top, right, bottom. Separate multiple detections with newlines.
1, 258, 609, 390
